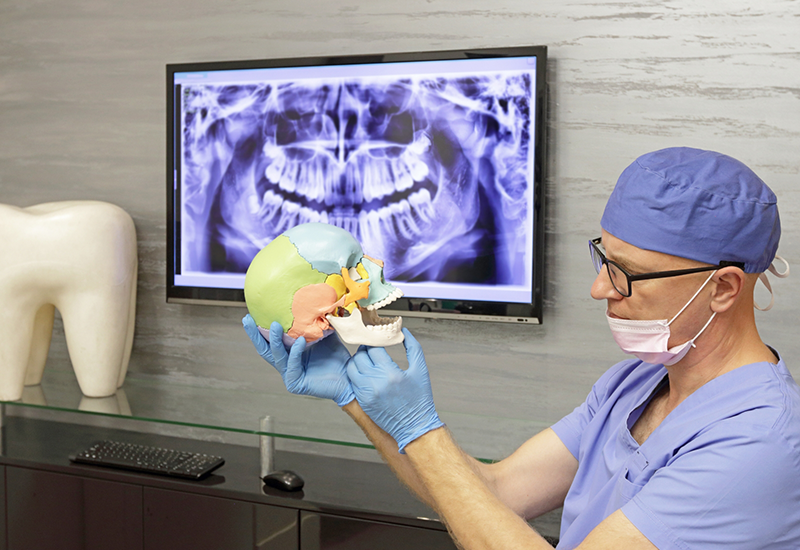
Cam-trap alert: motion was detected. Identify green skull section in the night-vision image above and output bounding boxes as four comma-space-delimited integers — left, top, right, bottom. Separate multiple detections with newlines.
244, 222, 404, 346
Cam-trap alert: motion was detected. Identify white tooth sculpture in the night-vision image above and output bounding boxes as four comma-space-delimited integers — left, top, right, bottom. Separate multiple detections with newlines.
0, 201, 138, 401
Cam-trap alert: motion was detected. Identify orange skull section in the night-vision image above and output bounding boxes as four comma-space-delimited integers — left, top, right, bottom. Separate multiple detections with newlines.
287, 283, 346, 341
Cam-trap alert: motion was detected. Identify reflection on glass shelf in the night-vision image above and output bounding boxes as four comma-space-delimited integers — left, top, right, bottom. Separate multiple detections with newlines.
2, 367, 550, 461
3, 367, 373, 448
21, 384, 132, 415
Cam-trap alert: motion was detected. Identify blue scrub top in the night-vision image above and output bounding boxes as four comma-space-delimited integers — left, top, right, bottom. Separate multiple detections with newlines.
551, 355, 800, 550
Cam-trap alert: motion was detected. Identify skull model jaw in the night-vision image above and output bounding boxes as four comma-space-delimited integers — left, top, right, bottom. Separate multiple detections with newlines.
326, 294, 405, 347
244, 223, 404, 347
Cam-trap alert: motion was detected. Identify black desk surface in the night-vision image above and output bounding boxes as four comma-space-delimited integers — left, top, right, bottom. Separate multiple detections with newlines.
0, 415, 446, 532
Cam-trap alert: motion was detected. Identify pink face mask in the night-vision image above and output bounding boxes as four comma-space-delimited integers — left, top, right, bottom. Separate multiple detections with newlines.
606, 271, 717, 366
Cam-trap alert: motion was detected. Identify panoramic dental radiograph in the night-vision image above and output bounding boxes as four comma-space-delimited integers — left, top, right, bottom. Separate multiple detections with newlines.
244, 222, 404, 347
180, 70, 533, 288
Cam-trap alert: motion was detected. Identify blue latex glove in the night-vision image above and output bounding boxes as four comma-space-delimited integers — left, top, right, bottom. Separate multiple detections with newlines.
242, 314, 355, 407
346, 328, 444, 453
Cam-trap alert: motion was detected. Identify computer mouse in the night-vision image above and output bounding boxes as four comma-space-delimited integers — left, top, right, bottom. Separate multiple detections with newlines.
262, 469, 305, 492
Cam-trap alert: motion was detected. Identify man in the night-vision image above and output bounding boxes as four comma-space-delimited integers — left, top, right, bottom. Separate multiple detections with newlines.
244, 147, 800, 549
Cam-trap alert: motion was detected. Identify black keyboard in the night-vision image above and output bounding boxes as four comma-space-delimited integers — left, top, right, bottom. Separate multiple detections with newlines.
70, 440, 225, 480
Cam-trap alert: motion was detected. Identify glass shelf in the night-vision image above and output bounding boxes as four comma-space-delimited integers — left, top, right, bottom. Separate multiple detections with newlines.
2, 360, 551, 462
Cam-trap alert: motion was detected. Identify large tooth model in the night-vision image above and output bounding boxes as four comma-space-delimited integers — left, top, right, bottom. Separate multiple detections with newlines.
244, 222, 404, 347
0, 201, 138, 401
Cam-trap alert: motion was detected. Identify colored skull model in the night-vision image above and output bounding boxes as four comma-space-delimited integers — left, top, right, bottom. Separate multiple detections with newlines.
244, 222, 404, 347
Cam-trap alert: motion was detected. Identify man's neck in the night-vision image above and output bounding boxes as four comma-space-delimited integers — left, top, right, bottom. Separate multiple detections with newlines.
664, 323, 776, 407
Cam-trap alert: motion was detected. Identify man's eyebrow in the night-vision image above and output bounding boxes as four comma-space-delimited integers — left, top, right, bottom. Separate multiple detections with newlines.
607, 250, 647, 274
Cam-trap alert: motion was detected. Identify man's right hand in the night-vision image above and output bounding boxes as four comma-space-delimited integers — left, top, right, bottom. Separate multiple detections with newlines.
242, 314, 355, 407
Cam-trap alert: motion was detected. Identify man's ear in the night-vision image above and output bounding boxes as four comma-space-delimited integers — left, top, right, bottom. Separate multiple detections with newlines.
710, 267, 746, 313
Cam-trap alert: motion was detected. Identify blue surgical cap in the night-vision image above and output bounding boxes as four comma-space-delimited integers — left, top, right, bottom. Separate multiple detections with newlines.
601, 147, 780, 273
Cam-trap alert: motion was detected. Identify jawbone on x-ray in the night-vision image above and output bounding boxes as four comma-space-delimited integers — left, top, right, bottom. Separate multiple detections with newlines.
181, 71, 533, 286
244, 222, 404, 347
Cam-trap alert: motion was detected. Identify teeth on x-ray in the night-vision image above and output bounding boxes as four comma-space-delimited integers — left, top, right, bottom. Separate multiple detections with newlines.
181, 73, 532, 285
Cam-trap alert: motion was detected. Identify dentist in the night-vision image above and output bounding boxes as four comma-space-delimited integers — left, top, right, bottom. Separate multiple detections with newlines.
246, 147, 800, 549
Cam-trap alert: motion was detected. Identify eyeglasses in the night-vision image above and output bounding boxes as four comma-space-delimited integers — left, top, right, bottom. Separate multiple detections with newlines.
589, 237, 744, 297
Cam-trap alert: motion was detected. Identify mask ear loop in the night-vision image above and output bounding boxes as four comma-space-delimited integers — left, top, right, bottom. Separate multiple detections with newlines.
666, 270, 717, 326
755, 255, 790, 312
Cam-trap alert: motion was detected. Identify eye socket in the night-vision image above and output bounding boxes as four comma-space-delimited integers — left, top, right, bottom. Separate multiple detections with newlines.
348, 266, 362, 282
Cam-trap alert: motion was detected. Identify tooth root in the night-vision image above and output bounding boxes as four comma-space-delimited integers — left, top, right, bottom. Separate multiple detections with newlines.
328, 214, 358, 238
345, 162, 363, 203
260, 190, 283, 222
316, 158, 329, 202
301, 159, 323, 204
393, 160, 414, 192
362, 161, 375, 202
299, 161, 313, 201
409, 188, 435, 224
346, 217, 360, 239
296, 162, 306, 194
366, 160, 379, 201
391, 200, 419, 240
61, 286, 136, 396
307, 160, 318, 202
297, 206, 320, 225
274, 201, 300, 234
0, 201, 137, 401
369, 158, 382, 200
279, 162, 297, 193
358, 210, 381, 253
21, 304, 55, 386
381, 160, 395, 198
377, 206, 394, 238
323, 164, 335, 205
264, 149, 287, 183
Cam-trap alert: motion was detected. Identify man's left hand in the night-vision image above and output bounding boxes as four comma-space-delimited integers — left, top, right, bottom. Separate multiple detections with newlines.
347, 328, 444, 452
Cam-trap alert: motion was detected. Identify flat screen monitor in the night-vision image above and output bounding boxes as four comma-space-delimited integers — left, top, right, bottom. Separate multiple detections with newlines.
167, 46, 547, 323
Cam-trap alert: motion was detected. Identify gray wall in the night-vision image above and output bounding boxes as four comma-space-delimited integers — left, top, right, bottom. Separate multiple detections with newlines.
1, 0, 798, 460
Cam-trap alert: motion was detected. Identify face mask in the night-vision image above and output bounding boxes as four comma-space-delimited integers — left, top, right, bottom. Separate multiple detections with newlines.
606, 271, 717, 366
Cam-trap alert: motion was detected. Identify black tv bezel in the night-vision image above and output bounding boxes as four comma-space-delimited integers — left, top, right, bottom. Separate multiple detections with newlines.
166, 45, 547, 323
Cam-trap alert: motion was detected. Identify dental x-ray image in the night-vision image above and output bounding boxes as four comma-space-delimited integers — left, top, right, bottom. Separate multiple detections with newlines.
179, 70, 534, 288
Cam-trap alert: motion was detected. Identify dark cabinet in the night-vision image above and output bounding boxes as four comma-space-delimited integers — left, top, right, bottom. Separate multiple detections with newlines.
300, 511, 457, 550
2, 468, 454, 550
143, 487, 298, 550
0, 466, 5, 550
5, 466, 143, 550
0, 418, 458, 550
4, 467, 299, 550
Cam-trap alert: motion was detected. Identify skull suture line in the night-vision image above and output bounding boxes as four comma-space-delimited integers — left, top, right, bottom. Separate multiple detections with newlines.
244, 222, 404, 347
181, 72, 532, 287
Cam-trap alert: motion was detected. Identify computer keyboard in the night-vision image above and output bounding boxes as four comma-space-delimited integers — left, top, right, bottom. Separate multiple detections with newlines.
70, 440, 225, 480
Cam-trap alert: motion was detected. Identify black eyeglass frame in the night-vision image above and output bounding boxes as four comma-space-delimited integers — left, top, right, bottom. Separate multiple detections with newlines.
589, 237, 745, 297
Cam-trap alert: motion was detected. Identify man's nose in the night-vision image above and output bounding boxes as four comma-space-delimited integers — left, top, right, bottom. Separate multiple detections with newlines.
590, 268, 622, 301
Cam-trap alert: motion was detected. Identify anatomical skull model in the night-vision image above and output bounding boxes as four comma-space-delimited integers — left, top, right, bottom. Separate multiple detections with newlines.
244, 222, 404, 347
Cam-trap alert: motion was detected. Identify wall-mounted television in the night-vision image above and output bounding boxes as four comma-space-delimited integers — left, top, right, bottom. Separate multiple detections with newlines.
167, 46, 547, 323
